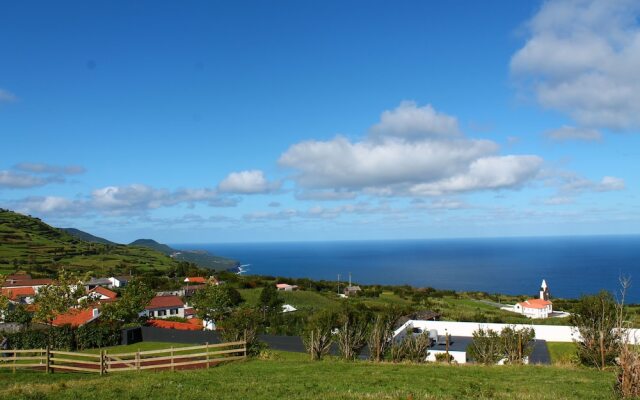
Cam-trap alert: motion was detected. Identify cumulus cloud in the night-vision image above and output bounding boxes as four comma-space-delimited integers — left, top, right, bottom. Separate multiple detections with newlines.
545, 125, 602, 142
0, 89, 17, 103
369, 101, 461, 141
511, 0, 640, 130
14, 162, 86, 175
218, 170, 280, 194
279, 101, 543, 197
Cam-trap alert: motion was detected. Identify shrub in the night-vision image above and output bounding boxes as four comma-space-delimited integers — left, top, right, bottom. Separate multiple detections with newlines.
335, 307, 370, 360
435, 352, 454, 363
218, 306, 263, 357
303, 310, 337, 361
468, 328, 502, 365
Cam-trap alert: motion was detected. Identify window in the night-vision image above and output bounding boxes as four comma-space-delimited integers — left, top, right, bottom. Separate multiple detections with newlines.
170, 308, 178, 315
158, 310, 167, 317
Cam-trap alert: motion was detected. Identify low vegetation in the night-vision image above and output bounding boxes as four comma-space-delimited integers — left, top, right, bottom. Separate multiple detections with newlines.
0, 350, 617, 400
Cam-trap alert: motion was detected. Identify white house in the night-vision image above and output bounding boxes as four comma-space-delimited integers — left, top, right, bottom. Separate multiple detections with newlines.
108, 276, 131, 288
142, 295, 186, 319
276, 283, 298, 291
514, 280, 553, 319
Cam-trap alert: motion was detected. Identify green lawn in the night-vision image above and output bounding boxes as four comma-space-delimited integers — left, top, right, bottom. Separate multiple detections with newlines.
0, 350, 615, 399
547, 342, 578, 365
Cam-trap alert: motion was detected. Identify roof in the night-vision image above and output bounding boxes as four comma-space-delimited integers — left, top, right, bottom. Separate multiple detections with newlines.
1, 287, 35, 300
276, 283, 297, 288
52, 308, 99, 327
184, 277, 207, 283
90, 286, 118, 299
184, 307, 196, 316
345, 286, 361, 291
145, 295, 185, 310
518, 299, 552, 309
2, 278, 54, 288
147, 318, 202, 331
86, 277, 112, 285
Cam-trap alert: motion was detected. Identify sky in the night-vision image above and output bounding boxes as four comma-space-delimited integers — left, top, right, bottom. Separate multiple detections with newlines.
1, 0, 639, 244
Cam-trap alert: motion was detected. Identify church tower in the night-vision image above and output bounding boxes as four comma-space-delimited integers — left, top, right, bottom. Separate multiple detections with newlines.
539, 279, 550, 301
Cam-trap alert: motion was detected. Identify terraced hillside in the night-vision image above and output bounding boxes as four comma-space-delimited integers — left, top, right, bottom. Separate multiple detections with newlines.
0, 209, 230, 276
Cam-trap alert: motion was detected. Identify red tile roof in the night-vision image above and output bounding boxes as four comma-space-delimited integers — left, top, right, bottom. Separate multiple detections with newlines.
90, 286, 117, 299
52, 308, 99, 327
518, 299, 552, 309
1, 287, 35, 300
145, 295, 184, 310
147, 318, 202, 331
184, 277, 207, 283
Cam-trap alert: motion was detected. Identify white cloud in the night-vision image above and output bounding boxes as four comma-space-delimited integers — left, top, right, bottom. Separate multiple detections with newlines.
511, 0, 640, 130
218, 170, 279, 194
0, 89, 17, 103
545, 125, 602, 141
0, 170, 53, 189
279, 101, 543, 197
369, 101, 461, 141
295, 189, 358, 201
14, 163, 86, 175
12, 196, 85, 216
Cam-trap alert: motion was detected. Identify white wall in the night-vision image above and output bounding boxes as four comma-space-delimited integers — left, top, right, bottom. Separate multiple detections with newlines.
395, 320, 640, 344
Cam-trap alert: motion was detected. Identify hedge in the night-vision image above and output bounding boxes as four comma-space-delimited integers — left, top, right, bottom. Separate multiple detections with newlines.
2, 322, 122, 351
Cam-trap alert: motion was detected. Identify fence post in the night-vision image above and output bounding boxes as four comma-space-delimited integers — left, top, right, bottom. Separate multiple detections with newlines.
206, 342, 210, 369
100, 350, 104, 376
243, 330, 247, 358
12, 350, 16, 374
45, 346, 50, 374
136, 349, 140, 372
171, 347, 174, 372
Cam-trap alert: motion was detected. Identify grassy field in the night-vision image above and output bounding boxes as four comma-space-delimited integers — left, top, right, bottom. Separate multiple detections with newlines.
0, 209, 181, 276
547, 342, 579, 365
0, 348, 615, 400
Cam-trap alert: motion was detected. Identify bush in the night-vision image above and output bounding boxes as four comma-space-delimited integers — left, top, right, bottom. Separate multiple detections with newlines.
303, 309, 337, 361
76, 321, 122, 350
390, 331, 431, 363
435, 352, 454, 363
468, 328, 502, 365
218, 306, 263, 357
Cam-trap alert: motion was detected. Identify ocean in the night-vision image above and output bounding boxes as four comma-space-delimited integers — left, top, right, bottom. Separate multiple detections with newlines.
174, 235, 640, 303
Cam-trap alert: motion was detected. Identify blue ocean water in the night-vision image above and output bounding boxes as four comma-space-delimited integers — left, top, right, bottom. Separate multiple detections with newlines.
174, 235, 640, 303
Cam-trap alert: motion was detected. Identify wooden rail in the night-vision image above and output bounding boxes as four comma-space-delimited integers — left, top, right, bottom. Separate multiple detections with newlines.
0, 341, 247, 375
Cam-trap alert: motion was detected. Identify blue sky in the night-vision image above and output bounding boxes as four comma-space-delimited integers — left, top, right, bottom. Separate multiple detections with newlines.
1, 0, 639, 243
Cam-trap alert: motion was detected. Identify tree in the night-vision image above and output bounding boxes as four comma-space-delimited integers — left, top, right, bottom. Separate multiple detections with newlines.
258, 284, 284, 319
218, 306, 263, 356
303, 309, 337, 361
368, 309, 397, 362
500, 326, 535, 364
335, 307, 370, 360
570, 290, 620, 369
192, 284, 242, 323
468, 327, 502, 365
101, 279, 154, 323
389, 331, 431, 363
33, 269, 88, 326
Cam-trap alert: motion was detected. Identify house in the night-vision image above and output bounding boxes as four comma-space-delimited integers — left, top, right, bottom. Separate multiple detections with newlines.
2, 274, 53, 302
513, 280, 553, 319
52, 307, 101, 327
2, 274, 53, 290
276, 283, 298, 291
108, 275, 132, 288
85, 277, 113, 290
184, 276, 219, 285
182, 284, 206, 297
1, 287, 36, 304
344, 286, 361, 297
83, 286, 118, 302
142, 295, 185, 319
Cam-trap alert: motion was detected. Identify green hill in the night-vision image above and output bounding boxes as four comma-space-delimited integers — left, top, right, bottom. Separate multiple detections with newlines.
129, 239, 239, 270
0, 209, 236, 276
61, 228, 118, 245
129, 239, 174, 255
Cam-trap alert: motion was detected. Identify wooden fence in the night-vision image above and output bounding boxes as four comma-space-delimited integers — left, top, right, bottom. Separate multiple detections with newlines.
0, 341, 246, 374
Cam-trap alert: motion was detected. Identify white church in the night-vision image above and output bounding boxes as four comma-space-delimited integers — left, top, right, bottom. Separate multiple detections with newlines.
513, 280, 553, 319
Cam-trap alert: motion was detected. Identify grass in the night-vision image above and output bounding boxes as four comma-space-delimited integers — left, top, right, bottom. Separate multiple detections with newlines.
239, 288, 340, 311
0, 349, 616, 399
547, 342, 578, 365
